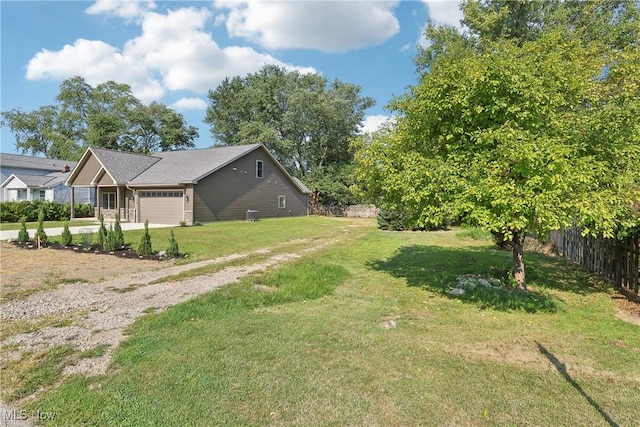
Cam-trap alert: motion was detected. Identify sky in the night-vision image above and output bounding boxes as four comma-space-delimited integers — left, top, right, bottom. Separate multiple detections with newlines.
1, 0, 464, 157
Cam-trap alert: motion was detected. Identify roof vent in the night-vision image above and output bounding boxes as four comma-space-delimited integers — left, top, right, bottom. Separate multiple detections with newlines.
62, 164, 70, 172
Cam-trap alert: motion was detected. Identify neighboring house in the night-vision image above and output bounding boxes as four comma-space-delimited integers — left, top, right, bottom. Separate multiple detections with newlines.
65, 144, 311, 225
0, 153, 93, 204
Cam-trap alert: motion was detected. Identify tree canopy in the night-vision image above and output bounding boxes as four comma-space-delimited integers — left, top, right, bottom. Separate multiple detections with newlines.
1, 76, 198, 160
354, 0, 640, 289
204, 64, 375, 206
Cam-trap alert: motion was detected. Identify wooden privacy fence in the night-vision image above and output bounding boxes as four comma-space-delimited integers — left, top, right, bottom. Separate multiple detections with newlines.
312, 204, 379, 218
549, 228, 639, 294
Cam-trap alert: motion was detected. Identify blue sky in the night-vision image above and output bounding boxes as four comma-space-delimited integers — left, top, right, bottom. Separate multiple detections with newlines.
1, 0, 463, 157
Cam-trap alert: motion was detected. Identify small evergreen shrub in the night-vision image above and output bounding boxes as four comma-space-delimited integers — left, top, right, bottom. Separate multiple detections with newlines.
166, 230, 179, 258
103, 225, 117, 252
35, 210, 47, 244
61, 223, 73, 246
80, 232, 92, 247
17, 217, 30, 242
98, 213, 107, 246
114, 213, 124, 248
137, 220, 152, 256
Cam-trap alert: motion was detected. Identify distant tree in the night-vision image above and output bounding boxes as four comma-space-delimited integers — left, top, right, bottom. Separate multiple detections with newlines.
1, 76, 197, 159
204, 65, 374, 204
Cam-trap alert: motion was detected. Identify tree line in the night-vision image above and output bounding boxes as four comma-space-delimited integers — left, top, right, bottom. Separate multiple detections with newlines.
1, 76, 198, 159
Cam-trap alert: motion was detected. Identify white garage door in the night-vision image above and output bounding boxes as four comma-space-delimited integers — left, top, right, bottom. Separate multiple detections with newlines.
138, 191, 184, 224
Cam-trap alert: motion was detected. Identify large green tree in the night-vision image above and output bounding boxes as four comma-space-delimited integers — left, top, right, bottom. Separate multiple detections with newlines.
2, 76, 198, 159
354, 0, 640, 290
204, 65, 374, 205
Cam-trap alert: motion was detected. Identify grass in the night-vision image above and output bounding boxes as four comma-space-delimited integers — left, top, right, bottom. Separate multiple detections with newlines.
0, 220, 98, 231
78, 344, 110, 359
7, 220, 639, 426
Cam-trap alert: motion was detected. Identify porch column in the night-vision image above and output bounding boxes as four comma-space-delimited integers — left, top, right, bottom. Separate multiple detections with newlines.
26, 188, 31, 201
116, 186, 122, 219
70, 187, 75, 219
96, 187, 100, 218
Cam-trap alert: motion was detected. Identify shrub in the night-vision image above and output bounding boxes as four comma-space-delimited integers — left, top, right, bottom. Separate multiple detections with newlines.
0, 201, 93, 223
61, 223, 73, 246
137, 220, 152, 256
377, 209, 423, 231
80, 232, 92, 247
97, 213, 107, 247
114, 212, 125, 248
35, 210, 47, 244
103, 225, 117, 252
17, 217, 30, 243
166, 230, 179, 258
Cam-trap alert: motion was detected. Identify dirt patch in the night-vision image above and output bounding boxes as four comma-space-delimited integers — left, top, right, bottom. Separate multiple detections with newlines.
0, 242, 163, 303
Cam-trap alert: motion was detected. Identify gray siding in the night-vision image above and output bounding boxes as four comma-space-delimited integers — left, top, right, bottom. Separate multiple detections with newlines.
194, 148, 308, 222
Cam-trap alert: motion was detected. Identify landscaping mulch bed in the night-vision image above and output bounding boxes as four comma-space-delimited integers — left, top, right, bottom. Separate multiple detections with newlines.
9, 240, 181, 261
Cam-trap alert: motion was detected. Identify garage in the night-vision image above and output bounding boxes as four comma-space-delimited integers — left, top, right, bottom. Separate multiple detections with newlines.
138, 190, 184, 224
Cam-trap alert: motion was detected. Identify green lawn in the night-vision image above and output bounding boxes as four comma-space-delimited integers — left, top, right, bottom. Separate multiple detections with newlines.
13, 218, 640, 425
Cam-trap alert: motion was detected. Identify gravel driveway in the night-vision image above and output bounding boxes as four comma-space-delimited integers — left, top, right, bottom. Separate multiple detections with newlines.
0, 235, 344, 422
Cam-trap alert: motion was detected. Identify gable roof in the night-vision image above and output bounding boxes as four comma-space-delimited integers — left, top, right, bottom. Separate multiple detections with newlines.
1, 172, 71, 189
66, 147, 160, 185
89, 147, 160, 184
129, 144, 263, 185
0, 153, 76, 172
68, 144, 310, 194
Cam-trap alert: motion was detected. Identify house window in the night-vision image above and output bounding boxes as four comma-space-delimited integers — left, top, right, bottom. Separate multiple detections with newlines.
37, 190, 46, 200
17, 189, 27, 200
102, 192, 116, 210
278, 195, 286, 209
256, 160, 264, 178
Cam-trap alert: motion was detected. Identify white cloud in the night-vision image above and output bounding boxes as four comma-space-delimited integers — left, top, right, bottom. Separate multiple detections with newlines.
25, 4, 316, 104
25, 39, 165, 103
170, 97, 208, 111
215, 1, 400, 53
422, 0, 464, 28
360, 115, 392, 134
86, 0, 156, 20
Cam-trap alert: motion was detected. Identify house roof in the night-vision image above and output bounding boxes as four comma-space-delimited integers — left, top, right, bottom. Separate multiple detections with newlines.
0, 171, 71, 189
68, 144, 310, 194
129, 144, 263, 185
0, 153, 76, 172
89, 147, 160, 184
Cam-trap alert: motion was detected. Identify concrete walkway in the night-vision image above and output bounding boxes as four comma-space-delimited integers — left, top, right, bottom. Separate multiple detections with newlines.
0, 222, 174, 241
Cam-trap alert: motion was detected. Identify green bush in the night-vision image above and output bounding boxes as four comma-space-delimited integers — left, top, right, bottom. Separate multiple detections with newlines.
35, 210, 47, 244
137, 220, 152, 256
61, 223, 73, 246
17, 217, 30, 242
0, 201, 93, 223
377, 209, 424, 231
103, 225, 117, 252
166, 230, 179, 258
114, 213, 124, 248
97, 214, 107, 246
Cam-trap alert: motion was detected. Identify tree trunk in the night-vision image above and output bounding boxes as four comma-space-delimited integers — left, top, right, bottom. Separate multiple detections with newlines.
511, 232, 527, 291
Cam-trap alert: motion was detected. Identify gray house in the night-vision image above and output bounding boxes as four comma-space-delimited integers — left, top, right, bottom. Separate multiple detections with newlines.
65, 144, 310, 225
0, 153, 93, 203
